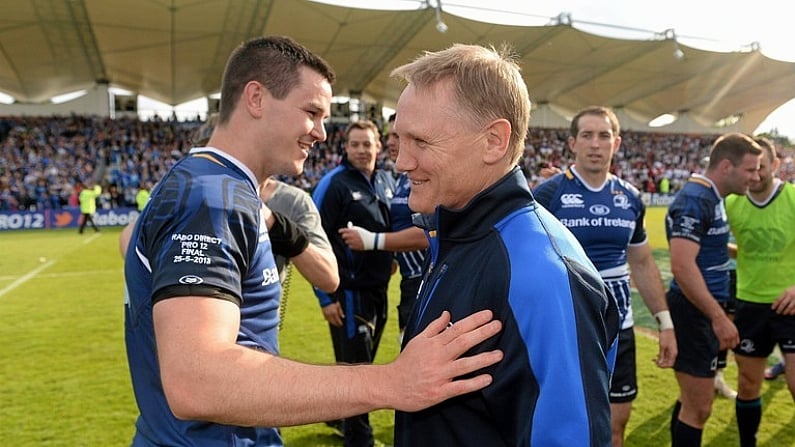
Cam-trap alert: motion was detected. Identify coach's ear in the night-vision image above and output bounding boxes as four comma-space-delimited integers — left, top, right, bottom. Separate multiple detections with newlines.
482, 118, 511, 165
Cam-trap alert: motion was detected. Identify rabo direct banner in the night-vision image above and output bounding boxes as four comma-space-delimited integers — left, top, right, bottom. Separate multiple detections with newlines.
0, 207, 140, 231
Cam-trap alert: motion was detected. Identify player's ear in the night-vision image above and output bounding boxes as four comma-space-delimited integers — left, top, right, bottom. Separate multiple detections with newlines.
772, 155, 781, 172
566, 135, 577, 156
243, 81, 266, 118
719, 158, 733, 174
612, 135, 622, 154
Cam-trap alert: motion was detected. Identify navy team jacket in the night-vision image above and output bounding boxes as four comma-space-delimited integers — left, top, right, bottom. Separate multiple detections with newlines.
395, 167, 619, 447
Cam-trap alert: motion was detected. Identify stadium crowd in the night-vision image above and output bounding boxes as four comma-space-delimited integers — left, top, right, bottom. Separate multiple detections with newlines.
1, 115, 793, 212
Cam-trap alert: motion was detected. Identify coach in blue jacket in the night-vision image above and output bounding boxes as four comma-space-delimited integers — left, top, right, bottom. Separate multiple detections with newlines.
390, 43, 620, 447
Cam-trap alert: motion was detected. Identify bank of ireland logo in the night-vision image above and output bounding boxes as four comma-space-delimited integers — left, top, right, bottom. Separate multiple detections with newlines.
560, 193, 584, 207
589, 204, 610, 216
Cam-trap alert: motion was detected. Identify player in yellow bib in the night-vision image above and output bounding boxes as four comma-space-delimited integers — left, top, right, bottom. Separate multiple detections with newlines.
725, 136, 795, 447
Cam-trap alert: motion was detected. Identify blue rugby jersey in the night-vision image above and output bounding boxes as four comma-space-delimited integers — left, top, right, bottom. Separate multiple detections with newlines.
534, 167, 647, 329
395, 168, 618, 447
391, 172, 426, 279
665, 174, 732, 301
124, 148, 282, 446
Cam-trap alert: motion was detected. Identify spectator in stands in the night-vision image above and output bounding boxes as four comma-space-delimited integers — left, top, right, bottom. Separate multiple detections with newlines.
390, 43, 618, 447
100, 182, 124, 209
726, 137, 795, 447
666, 133, 761, 446
122, 35, 502, 447
533, 106, 677, 447
4, 113, 795, 212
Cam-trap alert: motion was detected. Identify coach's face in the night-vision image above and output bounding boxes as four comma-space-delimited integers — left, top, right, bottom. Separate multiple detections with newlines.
394, 79, 501, 214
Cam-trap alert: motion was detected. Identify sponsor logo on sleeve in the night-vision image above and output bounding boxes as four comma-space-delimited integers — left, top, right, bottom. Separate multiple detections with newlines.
179, 275, 204, 285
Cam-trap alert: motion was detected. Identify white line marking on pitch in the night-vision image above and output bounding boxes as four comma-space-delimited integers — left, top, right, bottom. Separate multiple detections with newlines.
0, 232, 108, 298
0, 260, 57, 298
83, 233, 102, 244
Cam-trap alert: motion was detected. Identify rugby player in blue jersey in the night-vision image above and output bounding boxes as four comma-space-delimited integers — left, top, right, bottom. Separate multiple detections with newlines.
391, 44, 619, 447
122, 35, 503, 447
666, 133, 761, 446
534, 106, 677, 447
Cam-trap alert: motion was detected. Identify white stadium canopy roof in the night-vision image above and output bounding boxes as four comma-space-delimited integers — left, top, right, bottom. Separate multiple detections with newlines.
2, 0, 795, 134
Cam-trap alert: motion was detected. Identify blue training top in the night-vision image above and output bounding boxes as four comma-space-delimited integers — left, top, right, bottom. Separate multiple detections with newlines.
311, 157, 395, 300
395, 167, 619, 447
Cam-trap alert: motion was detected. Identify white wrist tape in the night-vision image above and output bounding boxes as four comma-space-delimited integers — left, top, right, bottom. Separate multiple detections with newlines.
654, 310, 674, 331
348, 223, 385, 251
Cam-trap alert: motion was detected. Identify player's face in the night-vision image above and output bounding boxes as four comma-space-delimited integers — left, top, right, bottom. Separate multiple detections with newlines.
261, 66, 331, 177
749, 152, 777, 194
345, 127, 380, 177
387, 127, 399, 162
725, 153, 761, 195
568, 114, 621, 176
394, 79, 491, 214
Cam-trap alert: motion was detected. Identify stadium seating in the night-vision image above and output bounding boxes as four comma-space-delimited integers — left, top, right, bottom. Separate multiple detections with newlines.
1, 116, 793, 212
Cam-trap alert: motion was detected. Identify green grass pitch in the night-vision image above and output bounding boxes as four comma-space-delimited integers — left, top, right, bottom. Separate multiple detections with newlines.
0, 213, 792, 446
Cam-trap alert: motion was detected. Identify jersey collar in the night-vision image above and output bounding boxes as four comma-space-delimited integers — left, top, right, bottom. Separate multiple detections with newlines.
189, 146, 258, 193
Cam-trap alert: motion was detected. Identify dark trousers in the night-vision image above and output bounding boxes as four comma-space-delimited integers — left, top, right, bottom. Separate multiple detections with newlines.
329, 287, 388, 447
78, 213, 99, 233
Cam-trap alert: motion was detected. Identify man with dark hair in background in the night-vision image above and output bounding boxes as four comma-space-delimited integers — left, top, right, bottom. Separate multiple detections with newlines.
339, 113, 428, 343
666, 132, 761, 446
312, 119, 396, 447
534, 105, 677, 447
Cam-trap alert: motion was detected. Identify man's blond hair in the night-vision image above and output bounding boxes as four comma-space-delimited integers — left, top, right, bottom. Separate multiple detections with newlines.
391, 43, 531, 164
